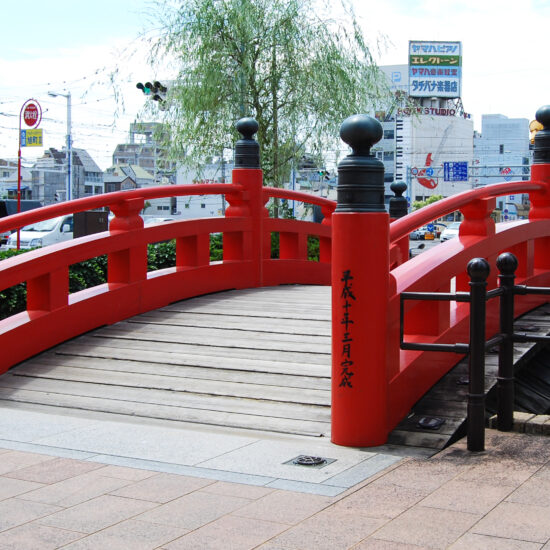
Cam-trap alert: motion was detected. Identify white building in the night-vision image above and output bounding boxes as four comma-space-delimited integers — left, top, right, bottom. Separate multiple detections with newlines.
175, 159, 232, 219
376, 64, 474, 205
473, 114, 530, 219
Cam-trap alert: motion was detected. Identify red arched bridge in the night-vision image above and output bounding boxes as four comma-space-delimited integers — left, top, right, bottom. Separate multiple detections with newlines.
1, 110, 550, 450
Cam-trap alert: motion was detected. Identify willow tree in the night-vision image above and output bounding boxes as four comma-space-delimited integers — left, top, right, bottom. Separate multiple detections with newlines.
145, 0, 392, 187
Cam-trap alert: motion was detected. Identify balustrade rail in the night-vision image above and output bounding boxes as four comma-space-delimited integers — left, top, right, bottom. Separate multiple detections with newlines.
1, 107, 549, 449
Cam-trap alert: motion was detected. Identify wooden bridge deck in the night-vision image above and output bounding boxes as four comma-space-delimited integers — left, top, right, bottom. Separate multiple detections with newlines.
0, 286, 333, 438
1, 285, 548, 449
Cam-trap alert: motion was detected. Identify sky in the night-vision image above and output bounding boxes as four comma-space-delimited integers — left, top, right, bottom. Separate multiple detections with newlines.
1, 0, 549, 171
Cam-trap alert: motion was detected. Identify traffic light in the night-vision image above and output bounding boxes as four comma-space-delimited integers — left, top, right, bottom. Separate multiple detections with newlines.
136, 81, 170, 110
318, 170, 330, 180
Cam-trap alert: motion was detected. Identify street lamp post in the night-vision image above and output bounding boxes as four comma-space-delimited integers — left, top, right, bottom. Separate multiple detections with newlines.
48, 91, 72, 201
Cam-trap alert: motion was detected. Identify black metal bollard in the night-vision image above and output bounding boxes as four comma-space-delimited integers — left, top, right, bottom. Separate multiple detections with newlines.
496, 252, 518, 431
467, 258, 490, 452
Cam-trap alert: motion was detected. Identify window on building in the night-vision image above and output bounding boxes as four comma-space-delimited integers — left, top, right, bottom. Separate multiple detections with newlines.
383, 151, 394, 161
184, 204, 190, 209
383, 129, 394, 140
499, 144, 504, 154
201, 203, 206, 208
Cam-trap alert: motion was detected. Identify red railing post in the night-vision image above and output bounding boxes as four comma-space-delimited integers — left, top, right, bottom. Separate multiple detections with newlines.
319, 204, 335, 263
456, 197, 497, 291
331, 115, 389, 447
225, 118, 268, 286
529, 106, 550, 271
108, 197, 147, 284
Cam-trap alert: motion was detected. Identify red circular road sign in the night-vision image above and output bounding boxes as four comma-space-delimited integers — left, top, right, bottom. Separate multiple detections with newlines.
23, 103, 40, 127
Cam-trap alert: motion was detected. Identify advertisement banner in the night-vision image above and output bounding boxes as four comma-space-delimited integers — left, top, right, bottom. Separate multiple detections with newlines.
20, 128, 43, 147
409, 41, 462, 98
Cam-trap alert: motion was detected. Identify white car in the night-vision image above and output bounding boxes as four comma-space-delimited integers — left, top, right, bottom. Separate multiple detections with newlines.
5, 215, 73, 249
440, 222, 461, 242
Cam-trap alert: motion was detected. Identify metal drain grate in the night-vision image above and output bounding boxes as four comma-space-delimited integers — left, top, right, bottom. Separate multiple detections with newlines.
284, 455, 336, 469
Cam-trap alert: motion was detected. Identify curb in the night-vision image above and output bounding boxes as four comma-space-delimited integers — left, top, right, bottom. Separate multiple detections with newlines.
488, 412, 550, 435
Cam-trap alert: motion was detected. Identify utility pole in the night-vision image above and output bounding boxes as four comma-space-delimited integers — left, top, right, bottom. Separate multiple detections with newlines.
48, 91, 72, 201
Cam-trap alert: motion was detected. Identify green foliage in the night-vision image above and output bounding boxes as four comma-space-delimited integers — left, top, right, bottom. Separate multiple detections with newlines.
0, 232, 321, 319
0, 249, 27, 319
307, 235, 320, 261
147, 241, 177, 270
142, 0, 393, 188
69, 256, 108, 293
210, 233, 223, 261
412, 195, 444, 211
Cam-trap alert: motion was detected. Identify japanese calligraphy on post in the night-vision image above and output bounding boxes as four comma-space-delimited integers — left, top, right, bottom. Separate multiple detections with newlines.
340, 270, 356, 388
409, 41, 462, 99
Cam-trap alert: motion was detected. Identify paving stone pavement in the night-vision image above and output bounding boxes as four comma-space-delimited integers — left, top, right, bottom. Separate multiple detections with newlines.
0, 429, 549, 549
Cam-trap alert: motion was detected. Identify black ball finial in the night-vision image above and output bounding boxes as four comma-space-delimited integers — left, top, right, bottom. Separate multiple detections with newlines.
389, 181, 408, 219
234, 117, 260, 169
336, 114, 385, 213
467, 258, 490, 282
390, 181, 407, 198
340, 115, 383, 156
496, 252, 518, 275
533, 105, 550, 165
535, 105, 550, 129
236, 117, 259, 140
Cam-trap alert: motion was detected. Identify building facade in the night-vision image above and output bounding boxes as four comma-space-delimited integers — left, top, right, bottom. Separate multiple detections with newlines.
31, 148, 103, 204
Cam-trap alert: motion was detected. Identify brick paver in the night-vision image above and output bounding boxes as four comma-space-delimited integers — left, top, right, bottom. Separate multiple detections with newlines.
0, 429, 548, 549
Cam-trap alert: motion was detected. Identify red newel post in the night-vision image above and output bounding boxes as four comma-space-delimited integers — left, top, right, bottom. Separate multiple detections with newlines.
225, 118, 268, 287
530, 107, 550, 274
331, 115, 389, 447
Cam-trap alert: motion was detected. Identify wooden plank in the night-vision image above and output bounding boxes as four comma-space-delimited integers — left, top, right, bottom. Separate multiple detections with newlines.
12, 365, 330, 406
58, 337, 331, 368
93, 325, 331, 354
109, 320, 332, 346
0, 387, 329, 437
386, 429, 452, 449
130, 311, 331, 336
0, 374, 330, 422
28, 354, 330, 390
88, 331, 331, 358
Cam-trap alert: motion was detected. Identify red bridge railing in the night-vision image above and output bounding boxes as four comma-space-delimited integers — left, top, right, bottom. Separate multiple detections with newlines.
330, 107, 550, 446
0, 171, 334, 373
1, 109, 549, 448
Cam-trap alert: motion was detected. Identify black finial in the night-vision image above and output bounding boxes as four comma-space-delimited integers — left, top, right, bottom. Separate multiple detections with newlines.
389, 181, 408, 219
467, 258, 490, 282
496, 252, 518, 275
336, 114, 385, 213
533, 105, 550, 164
234, 117, 260, 169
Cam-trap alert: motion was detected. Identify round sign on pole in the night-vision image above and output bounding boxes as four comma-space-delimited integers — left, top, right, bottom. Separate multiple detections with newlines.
22, 100, 42, 128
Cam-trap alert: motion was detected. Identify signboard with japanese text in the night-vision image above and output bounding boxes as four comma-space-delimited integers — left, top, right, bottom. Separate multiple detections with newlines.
20, 128, 43, 147
409, 41, 462, 98
443, 161, 468, 182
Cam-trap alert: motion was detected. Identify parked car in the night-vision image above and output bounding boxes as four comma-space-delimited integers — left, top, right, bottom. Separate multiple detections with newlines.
5, 215, 73, 249
0, 200, 43, 244
440, 221, 461, 242
410, 226, 435, 241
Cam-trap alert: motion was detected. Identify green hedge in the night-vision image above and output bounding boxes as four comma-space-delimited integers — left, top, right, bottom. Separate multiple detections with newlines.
0, 233, 320, 320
